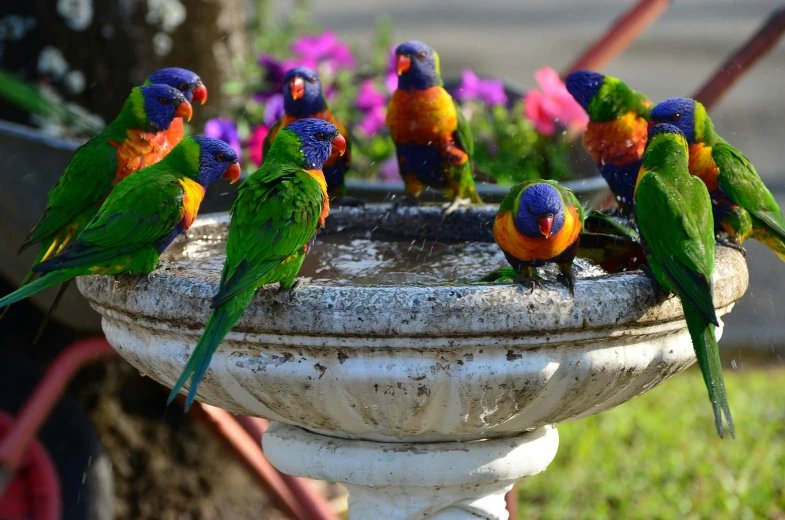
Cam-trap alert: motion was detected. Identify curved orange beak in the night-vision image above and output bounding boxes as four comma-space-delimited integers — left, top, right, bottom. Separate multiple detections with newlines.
397, 54, 411, 76
331, 133, 347, 157
192, 84, 208, 105
538, 216, 554, 239
175, 100, 193, 122
222, 162, 241, 184
290, 76, 305, 100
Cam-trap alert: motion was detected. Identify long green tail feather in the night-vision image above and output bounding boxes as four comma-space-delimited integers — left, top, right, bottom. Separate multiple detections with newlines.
0, 269, 37, 320
0, 271, 73, 310
167, 292, 253, 411
683, 303, 734, 439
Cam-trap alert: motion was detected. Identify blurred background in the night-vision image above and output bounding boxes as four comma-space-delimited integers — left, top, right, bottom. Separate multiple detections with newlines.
0, 0, 783, 518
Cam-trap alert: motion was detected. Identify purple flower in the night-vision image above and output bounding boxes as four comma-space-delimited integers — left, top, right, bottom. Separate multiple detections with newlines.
263, 93, 285, 127
246, 125, 269, 167
356, 80, 386, 111
377, 156, 399, 183
291, 31, 355, 75
453, 69, 507, 106
204, 118, 241, 157
359, 105, 387, 137
385, 46, 398, 93
255, 54, 305, 101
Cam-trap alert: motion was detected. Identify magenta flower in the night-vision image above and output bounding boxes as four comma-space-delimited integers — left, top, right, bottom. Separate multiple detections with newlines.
355, 80, 387, 137
204, 118, 241, 157
377, 157, 400, 183
524, 66, 588, 136
453, 69, 507, 106
246, 125, 269, 167
291, 31, 355, 75
385, 46, 398, 93
263, 93, 285, 127
359, 105, 387, 137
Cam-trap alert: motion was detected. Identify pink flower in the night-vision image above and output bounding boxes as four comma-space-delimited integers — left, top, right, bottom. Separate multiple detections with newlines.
359, 105, 387, 137
246, 125, 269, 167
356, 80, 386, 111
524, 66, 588, 136
385, 46, 398, 93
453, 69, 507, 106
291, 31, 355, 75
377, 156, 400, 183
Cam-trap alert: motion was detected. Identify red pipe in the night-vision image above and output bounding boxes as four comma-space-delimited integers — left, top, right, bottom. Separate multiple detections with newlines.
693, 6, 785, 111
191, 404, 310, 520
235, 415, 341, 520
0, 337, 114, 478
563, 0, 672, 76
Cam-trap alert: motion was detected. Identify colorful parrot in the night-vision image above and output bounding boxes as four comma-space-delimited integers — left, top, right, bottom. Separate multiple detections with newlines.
6, 84, 193, 332
635, 123, 733, 438
565, 70, 652, 213
144, 67, 208, 152
168, 119, 346, 410
493, 180, 584, 294
262, 66, 358, 205
386, 40, 481, 214
0, 137, 241, 311
650, 98, 785, 260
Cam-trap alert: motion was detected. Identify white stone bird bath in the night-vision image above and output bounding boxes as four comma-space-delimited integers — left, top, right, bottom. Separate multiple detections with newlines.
76, 204, 748, 519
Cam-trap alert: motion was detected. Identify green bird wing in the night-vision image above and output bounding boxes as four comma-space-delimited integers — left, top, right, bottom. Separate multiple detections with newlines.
36, 170, 187, 270
713, 142, 785, 238
636, 171, 717, 323
452, 98, 474, 157
555, 182, 584, 224
261, 120, 283, 164
211, 165, 325, 308
21, 134, 118, 251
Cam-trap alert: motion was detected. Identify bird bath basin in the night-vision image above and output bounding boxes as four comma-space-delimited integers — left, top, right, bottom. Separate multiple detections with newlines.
76, 204, 748, 519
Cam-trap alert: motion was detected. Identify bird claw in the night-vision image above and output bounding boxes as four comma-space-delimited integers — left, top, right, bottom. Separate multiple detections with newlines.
280, 277, 309, 300
331, 196, 365, 208
716, 238, 746, 257
147, 261, 183, 282
513, 276, 541, 295
557, 271, 576, 297
442, 197, 472, 217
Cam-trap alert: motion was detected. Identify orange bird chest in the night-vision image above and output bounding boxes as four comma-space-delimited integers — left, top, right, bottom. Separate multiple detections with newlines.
494, 206, 582, 262
688, 143, 721, 192
112, 124, 181, 183
583, 112, 648, 165
387, 87, 458, 145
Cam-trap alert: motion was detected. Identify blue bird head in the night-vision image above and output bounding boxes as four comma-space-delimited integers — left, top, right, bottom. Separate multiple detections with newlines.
146, 67, 207, 104
650, 98, 697, 143
394, 40, 442, 90
514, 183, 566, 239
564, 70, 605, 112
285, 118, 346, 170
191, 136, 241, 187
283, 66, 326, 117
139, 84, 192, 131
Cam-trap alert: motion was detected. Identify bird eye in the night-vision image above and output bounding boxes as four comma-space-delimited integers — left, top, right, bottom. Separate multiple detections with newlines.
316, 132, 326, 141
216, 153, 225, 161
308, 77, 317, 84
418, 52, 427, 60
158, 97, 170, 104
672, 113, 681, 121
178, 83, 187, 91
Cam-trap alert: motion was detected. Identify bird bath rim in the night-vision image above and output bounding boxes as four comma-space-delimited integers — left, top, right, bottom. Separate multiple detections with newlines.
76, 204, 749, 442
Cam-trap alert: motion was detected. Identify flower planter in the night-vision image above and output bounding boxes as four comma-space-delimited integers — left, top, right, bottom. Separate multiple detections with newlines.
76, 205, 748, 519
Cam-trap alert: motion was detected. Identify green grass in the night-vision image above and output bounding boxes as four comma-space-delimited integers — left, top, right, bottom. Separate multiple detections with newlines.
518, 367, 785, 520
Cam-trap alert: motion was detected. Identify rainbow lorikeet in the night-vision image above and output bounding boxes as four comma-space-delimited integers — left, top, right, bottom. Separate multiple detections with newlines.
635, 123, 733, 438
0, 137, 241, 311
144, 67, 208, 153
565, 70, 652, 213
6, 84, 193, 332
262, 66, 357, 205
650, 98, 785, 260
168, 119, 346, 410
386, 40, 481, 214
493, 180, 584, 294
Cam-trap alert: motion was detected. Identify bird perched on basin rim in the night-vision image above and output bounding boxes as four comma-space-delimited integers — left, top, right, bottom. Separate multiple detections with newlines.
0, 137, 240, 311
386, 40, 481, 214
565, 70, 651, 213
263, 66, 357, 204
650, 97, 785, 260
493, 180, 584, 294
168, 118, 346, 411
6, 83, 195, 334
634, 122, 733, 438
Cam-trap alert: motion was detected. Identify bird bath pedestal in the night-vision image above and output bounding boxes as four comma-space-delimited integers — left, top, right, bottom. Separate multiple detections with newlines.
76, 205, 748, 520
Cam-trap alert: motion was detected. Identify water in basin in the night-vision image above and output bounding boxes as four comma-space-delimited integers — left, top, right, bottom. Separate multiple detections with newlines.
161, 230, 607, 286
